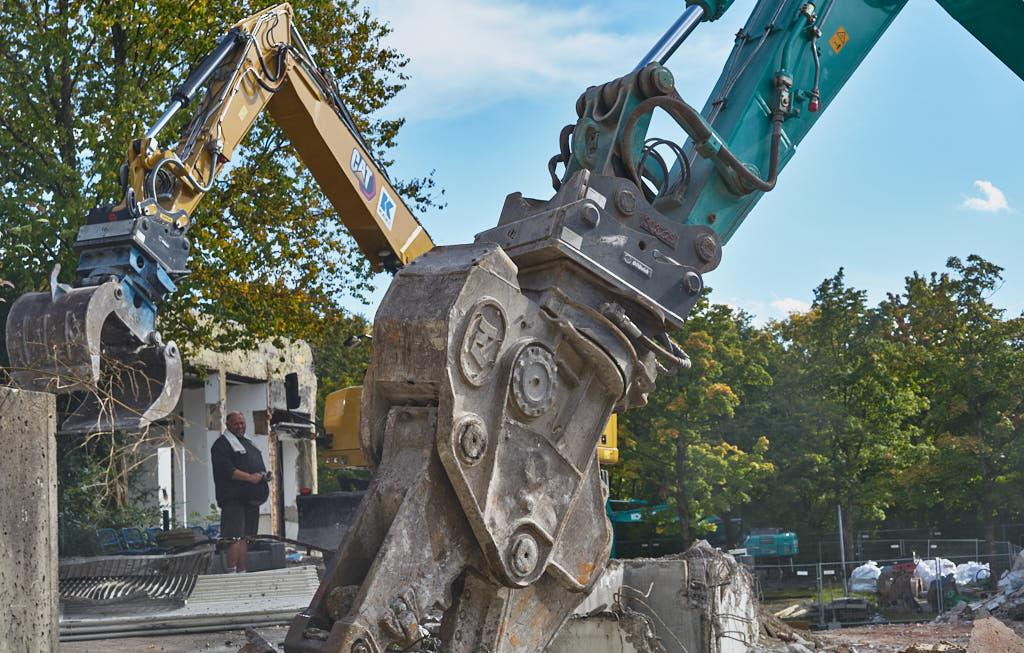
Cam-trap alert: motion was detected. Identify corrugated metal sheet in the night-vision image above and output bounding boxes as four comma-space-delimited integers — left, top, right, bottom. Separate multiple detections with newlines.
60, 565, 320, 641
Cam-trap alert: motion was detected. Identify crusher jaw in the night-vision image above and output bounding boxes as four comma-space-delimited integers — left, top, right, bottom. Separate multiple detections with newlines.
5, 266, 182, 433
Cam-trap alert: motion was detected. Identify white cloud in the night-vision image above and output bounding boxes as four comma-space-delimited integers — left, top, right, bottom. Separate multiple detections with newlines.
370, 0, 730, 120
771, 298, 810, 315
961, 180, 1011, 212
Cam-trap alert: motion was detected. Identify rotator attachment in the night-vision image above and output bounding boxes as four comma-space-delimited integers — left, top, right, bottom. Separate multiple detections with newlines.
5, 266, 182, 433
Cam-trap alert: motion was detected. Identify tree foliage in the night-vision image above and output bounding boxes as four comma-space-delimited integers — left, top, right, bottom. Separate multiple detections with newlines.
611, 256, 1024, 558
887, 256, 1024, 563
767, 270, 926, 559
615, 298, 773, 549
0, 0, 440, 355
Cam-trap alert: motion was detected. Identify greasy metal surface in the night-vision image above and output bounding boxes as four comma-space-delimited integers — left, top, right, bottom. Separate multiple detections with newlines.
6, 279, 182, 433
477, 171, 720, 331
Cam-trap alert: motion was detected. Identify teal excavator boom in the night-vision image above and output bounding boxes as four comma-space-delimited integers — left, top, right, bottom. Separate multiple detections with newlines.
560, 0, 1023, 247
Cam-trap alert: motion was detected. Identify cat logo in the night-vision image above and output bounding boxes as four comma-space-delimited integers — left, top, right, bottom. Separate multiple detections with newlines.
350, 148, 376, 200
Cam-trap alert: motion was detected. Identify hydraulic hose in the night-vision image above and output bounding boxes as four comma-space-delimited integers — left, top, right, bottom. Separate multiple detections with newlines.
620, 94, 784, 195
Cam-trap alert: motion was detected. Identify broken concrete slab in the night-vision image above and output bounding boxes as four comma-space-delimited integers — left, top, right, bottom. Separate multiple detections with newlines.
550, 613, 650, 653
966, 616, 1024, 653
551, 541, 758, 653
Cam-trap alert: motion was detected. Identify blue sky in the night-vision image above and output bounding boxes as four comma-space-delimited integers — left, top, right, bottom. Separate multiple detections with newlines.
345, 0, 1024, 325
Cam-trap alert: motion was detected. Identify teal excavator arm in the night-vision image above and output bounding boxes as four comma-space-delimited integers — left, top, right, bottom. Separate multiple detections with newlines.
555, 0, 1024, 245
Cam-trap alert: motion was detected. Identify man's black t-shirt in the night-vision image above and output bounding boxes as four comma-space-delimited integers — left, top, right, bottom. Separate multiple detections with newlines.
211, 433, 269, 506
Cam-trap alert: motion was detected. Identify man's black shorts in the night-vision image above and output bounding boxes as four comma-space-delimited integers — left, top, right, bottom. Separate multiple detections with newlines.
220, 501, 259, 538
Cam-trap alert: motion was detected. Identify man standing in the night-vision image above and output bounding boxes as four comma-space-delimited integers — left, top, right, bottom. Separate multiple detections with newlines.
211, 411, 270, 573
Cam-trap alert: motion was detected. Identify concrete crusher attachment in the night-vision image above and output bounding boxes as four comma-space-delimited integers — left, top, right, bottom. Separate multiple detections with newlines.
5, 266, 181, 433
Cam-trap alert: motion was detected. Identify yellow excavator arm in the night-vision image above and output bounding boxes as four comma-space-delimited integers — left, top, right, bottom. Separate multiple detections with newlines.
5, 3, 433, 433
128, 3, 432, 271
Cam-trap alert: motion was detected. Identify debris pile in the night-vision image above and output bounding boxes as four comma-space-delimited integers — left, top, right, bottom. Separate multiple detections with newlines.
757, 604, 822, 651
934, 551, 1024, 623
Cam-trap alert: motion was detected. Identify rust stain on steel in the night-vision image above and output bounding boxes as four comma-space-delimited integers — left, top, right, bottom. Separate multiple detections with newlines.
576, 561, 596, 585
430, 523, 444, 553
529, 602, 552, 640
506, 585, 537, 622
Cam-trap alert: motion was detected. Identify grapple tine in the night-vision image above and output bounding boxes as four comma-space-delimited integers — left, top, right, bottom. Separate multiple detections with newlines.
59, 339, 182, 434
5, 277, 183, 433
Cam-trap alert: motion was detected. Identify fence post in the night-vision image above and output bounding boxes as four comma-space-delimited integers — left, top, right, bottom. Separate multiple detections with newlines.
817, 562, 824, 628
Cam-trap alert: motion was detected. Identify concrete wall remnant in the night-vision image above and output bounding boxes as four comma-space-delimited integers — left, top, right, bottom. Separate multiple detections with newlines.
551, 541, 758, 653
0, 387, 58, 652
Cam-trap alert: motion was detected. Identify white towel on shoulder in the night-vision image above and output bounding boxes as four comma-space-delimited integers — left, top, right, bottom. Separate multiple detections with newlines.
222, 431, 247, 454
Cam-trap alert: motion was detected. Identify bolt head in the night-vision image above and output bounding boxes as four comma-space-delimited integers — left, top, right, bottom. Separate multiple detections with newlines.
510, 533, 539, 577
652, 67, 675, 95
458, 418, 487, 464
614, 189, 637, 216
683, 271, 702, 295
695, 234, 718, 263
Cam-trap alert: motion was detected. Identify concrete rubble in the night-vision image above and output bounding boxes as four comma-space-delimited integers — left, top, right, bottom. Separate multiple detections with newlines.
551, 540, 759, 653
965, 616, 1024, 653
930, 550, 1024, 624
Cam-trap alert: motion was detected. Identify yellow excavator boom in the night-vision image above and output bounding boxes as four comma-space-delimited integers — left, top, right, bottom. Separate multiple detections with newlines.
5, 3, 433, 433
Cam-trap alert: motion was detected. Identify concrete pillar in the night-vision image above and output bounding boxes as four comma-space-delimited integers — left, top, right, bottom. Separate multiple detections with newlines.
181, 372, 223, 525
0, 387, 57, 653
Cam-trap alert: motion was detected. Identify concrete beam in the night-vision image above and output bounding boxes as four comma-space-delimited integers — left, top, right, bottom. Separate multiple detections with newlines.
0, 387, 57, 652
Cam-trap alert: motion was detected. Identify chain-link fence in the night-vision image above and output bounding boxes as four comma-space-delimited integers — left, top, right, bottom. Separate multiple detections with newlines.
751, 540, 1020, 628
809, 524, 1024, 563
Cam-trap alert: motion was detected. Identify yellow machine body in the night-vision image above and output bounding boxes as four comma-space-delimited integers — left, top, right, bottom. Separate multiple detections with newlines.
321, 385, 365, 468
598, 413, 619, 465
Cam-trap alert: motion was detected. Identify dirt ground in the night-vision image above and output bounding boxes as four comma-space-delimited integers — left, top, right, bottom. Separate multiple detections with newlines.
58, 617, 1024, 652
59, 624, 289, 653
802, 618, 1024, 652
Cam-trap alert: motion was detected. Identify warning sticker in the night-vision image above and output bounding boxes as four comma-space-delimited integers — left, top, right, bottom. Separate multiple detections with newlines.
829, 26, 849, 54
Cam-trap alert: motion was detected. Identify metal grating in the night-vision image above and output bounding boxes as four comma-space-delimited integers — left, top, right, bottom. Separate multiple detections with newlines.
59, 549, 212, 604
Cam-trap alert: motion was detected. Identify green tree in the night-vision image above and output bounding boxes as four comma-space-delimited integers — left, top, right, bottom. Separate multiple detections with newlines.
888, 255, 1024, 566
772, 270, 926, 561
617, 298, 773, 549
0, 0, 439, 355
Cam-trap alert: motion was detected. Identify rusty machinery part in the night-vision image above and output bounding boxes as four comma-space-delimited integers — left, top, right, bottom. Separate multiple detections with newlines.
284, 245, 618, 652
285, 169, 716, 652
